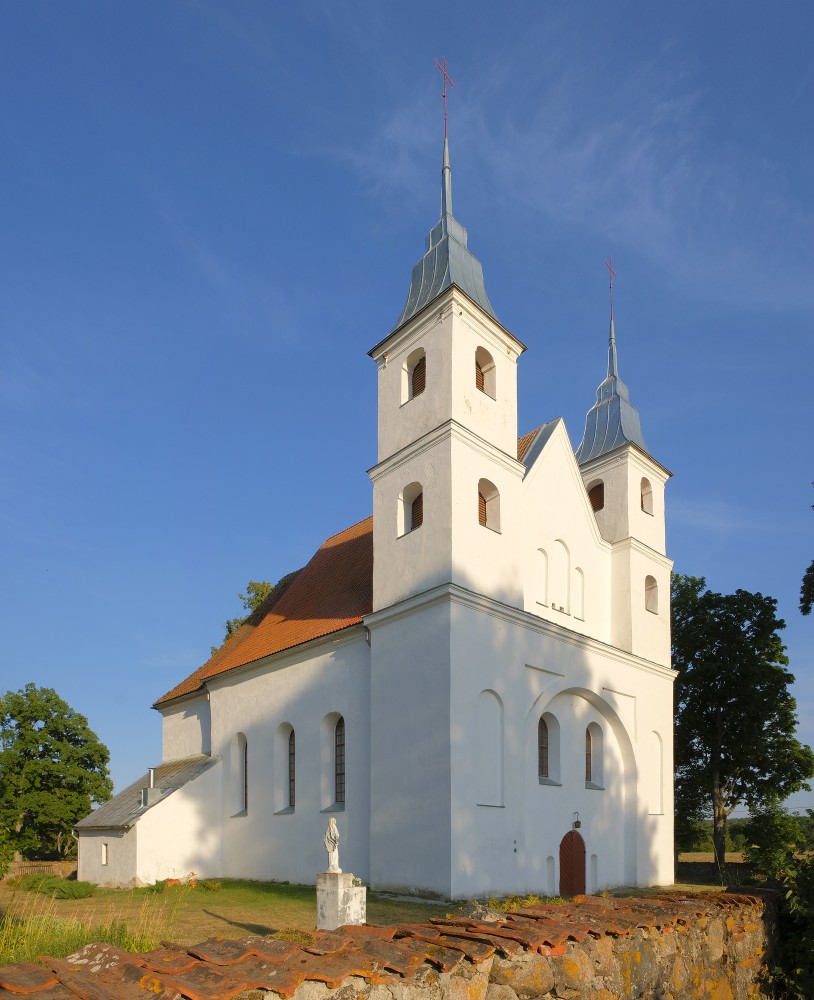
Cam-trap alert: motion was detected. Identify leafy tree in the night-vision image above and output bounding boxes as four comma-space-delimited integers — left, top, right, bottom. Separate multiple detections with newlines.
743, 800, 805, 880
672, 574, 814, 869
222, 580, 273, 641
801, 481, 814, 615
0, 684, 113, 859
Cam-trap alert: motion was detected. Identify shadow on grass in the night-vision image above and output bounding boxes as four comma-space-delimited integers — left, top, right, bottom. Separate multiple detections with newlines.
201, 910, 276, 937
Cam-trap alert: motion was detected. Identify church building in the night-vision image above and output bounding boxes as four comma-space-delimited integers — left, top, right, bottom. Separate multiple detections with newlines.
76, 134, 675, 898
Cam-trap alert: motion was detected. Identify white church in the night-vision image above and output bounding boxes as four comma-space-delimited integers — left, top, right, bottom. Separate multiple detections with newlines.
77, 135, 675, 899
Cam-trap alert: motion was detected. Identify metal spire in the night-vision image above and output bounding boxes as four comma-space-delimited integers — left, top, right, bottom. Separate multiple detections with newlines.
435, 57, 455, 219
605, 256, 618, 378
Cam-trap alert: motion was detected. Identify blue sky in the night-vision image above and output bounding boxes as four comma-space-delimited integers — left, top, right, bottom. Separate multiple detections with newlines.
1, 2, 812, 818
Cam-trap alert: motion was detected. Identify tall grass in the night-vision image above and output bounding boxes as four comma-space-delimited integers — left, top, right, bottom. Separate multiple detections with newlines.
0, 886, 188, 965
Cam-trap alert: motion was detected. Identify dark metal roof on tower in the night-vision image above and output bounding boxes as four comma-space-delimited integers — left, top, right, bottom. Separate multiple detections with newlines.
394, 137, 497, 330
576, 262, 649, 465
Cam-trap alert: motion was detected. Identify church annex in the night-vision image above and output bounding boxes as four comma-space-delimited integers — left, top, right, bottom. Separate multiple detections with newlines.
76, 133, 675, 899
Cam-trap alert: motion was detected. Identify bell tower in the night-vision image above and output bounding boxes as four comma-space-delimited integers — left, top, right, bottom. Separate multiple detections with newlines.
576, 263, 672, 665
367, 136, 526, 613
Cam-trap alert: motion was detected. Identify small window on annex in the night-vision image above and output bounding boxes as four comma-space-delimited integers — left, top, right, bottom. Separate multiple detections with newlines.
288, 729, 296, 809
645, 575, 659, 614
641, 478, 653, 515
475, 346, 496, 399
101, 843, 109, 866
587, 480, 604, 513
402, 347, 426, 403
398, 481, 424, 535
478, 478, 501, 532
232, 732, 248, 815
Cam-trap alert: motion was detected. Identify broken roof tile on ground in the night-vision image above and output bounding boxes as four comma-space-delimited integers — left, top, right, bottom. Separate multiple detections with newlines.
0, 892, 774, 999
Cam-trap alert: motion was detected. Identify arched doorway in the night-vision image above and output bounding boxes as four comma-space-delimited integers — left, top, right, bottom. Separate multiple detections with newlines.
559, 830, 586, 896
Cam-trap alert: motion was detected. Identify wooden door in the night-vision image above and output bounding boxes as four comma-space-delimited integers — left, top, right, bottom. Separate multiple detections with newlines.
559, 830, 586, 896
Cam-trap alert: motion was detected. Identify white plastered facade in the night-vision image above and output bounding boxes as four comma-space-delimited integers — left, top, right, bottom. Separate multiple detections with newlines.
78, 237, 675, 899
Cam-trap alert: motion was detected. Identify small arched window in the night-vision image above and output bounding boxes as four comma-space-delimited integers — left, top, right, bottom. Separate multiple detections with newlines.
587, 480, 605, 513
411, 355, 426, 397
398, 482, 424, 535
645, 575, 659, 614
232, 732, 248, 814
538, 717, 549, 779
641, 477, 653, 514
477, 478, 501, 532
335, 716, 345, 804
475, 346, 496, 398
585, 727, 592, 783
288, 729, 296, 809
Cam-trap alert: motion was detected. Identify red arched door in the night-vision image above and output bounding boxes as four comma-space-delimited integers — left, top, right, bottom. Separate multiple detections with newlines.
559, 830, 586, 896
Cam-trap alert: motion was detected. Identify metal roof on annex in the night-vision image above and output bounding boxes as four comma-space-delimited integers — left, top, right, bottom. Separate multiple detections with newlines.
74, 754, 218, 830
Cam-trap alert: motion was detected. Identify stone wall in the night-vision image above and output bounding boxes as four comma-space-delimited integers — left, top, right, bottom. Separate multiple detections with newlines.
0, 892, 774, 1000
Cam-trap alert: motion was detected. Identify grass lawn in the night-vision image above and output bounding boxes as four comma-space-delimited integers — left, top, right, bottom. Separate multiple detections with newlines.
0, 879, 449, 965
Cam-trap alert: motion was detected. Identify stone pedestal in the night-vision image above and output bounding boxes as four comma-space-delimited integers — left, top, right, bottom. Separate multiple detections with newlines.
316, 871, 366, 930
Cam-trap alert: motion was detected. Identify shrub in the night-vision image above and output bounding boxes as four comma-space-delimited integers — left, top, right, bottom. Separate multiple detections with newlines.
771, 856, 814, 999
18, 875, 95, 898
743, 802, 805, 882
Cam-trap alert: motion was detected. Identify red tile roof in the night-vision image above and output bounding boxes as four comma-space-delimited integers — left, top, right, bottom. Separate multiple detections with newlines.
156, 431, 544, 709
155, 517, 373, 707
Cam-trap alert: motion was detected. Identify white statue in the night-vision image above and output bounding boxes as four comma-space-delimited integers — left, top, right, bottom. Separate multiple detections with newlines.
323, 817, 341, 873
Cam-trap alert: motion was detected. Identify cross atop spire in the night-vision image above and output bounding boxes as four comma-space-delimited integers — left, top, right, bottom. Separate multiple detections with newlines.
434, 57, 455, 140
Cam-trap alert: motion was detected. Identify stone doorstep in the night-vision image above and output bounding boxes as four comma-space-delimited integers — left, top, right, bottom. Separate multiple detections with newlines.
0, 892, 773, 1000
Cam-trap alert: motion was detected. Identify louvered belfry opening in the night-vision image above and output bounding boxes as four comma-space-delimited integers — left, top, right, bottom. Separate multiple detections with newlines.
588, 482, 605, 512
411, 356, 426, 397
475, 360, 485, 392
538, 717, 549, 779
411, 491, 423, 530
478, 491, 487, 526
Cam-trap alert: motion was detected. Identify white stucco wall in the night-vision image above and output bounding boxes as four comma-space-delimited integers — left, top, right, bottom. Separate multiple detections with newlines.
77, 828, 137, 887
204, 631, 371, 885
161, 695, 211, 760
135, 762, 222, 883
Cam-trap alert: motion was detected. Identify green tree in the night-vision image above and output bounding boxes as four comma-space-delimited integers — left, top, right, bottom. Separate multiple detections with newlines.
801, 481, 814, 615
743, 800, 805, 880
222, 580, 273, 641
672, 574, 814, 870
0, 684, 113, 859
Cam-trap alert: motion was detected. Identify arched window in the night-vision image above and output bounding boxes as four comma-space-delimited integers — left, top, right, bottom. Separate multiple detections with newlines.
477, 478, 501, 532
538, 717, 549, 778
573, 566, 585, 620
587, 480, 604, 513
475, 346, 496, 398
411, 355, 426, 397
232, 732, 248, 815
288, 729, 296, 809
550, 539, 570, 613
537, 548, 548, 606
641, 477, 653, 515
538, 712, 560, 784
645, 575, 659, 614
585, 722, 604, 788
398, 481, 424, 535
335, 716, 345, 804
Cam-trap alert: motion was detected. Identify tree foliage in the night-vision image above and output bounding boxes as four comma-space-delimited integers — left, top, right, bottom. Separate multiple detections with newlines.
801, 481, 814, 616
742, 800, 805, 880
672, 574, 814, 868
0, 684, 113, 859
222, 580, 274, 642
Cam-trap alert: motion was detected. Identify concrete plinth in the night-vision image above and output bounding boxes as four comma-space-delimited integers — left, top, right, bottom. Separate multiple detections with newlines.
316, 871, 366, 930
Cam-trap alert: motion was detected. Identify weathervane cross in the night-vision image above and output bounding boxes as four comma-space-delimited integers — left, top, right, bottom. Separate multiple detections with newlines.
605, 256, 617, 320
434, 57, 455, 139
